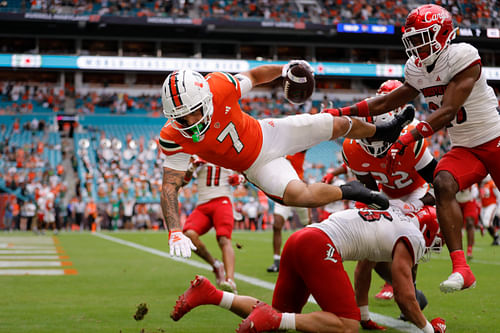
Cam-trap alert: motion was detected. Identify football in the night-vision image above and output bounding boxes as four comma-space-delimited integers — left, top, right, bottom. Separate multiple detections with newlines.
283, 63, 315, 105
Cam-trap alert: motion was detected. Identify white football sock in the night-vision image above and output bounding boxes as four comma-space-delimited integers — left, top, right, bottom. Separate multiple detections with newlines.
279, 313, 296, 330
359, 305, 370, 321
218, 291, 234, 310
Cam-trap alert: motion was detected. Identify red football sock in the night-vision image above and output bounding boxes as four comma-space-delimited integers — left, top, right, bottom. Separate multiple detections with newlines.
450, 250, 468, 270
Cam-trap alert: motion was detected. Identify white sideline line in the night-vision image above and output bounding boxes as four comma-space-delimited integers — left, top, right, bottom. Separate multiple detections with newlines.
93, 233, 420, 333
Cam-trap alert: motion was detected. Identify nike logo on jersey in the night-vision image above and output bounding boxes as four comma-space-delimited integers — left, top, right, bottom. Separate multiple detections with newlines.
324, 243, 338, 263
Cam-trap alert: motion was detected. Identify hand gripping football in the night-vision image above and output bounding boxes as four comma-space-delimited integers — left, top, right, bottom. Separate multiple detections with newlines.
283, 62, 315, 105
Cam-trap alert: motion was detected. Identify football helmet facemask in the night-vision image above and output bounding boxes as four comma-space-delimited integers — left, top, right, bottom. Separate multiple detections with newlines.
402, 4, 457, 67
358, 80, 404, 158
161, 70, 214, 140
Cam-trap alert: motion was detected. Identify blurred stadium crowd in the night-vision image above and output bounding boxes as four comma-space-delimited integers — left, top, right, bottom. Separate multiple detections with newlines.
0, 0, 499, 233
1, 0, 498, 28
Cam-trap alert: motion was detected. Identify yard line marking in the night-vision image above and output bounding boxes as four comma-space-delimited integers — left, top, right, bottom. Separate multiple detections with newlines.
0, 250, 58, 254
0, 237, 53, 245
0, 261, 72, 268
0, 255, 68, 260
0, 269, 77, 276
0, 244, 57, 249
93, 233, 420, 333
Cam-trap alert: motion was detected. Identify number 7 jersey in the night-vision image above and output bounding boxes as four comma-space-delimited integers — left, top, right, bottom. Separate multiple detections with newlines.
159, 72, 263, 172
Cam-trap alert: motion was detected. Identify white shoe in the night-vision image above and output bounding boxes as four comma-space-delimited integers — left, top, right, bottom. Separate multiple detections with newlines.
220, 279, 237, 294
440, 272, 476, 293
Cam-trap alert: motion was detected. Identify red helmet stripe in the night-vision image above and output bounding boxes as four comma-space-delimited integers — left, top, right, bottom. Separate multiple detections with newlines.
169, 72, 183, 107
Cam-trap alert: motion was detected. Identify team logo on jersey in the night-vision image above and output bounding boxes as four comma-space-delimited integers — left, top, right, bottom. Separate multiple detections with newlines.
214, 122, 220, 129
324, 243, 338, 263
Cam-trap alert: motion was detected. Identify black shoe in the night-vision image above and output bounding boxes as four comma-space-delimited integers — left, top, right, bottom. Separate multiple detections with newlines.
340, 181, 389, 210
399, 288, 428, 321
492, 236, 500, 246
372, 104, 415, 143
267, 263, 279, 273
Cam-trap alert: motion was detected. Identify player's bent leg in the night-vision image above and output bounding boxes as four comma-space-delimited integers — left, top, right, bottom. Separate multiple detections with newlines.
268, 213, 285, 272
171, 275, 257, 322
217, 236, 237, 294
434, 171, 476, 292
296, 311, 356, 333
282, 179, 388, 210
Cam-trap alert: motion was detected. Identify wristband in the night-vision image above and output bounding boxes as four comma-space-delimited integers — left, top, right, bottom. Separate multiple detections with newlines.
169, 229, 182, 238
416, 121, 434, 138
422, 321, 434, 333
355, 100, 370, 117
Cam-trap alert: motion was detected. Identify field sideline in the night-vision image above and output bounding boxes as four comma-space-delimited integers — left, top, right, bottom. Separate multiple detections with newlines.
0, 230, 499, 332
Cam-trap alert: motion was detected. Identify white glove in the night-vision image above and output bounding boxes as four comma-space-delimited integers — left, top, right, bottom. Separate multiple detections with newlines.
281, 60, 314, 78
389, 198, 424, 214
169, 230, 196, 258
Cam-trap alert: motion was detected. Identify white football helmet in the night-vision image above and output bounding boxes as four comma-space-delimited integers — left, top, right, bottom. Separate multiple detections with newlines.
161, 69, 214, 139
357, 80, 403, 158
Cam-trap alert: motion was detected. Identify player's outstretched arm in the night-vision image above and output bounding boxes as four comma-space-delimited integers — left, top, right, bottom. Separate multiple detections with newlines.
161, 166, 196, 257
323, 82, 419, 117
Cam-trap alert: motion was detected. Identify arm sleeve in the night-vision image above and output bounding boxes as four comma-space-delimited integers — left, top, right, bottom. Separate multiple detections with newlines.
235, 73, 253, 97
163, 153, 192, 171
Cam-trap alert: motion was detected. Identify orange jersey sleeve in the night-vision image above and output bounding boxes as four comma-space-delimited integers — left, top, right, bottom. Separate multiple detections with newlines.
158, 72, 263, 172
342, 134, 428, 198
480, 181, 497, 207
286, 151, 306, 180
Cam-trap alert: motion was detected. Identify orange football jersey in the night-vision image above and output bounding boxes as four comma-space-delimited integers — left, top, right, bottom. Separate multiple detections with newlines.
479, 180, 497, 207
342, 126, 429, 198
159, 72, 263, 172
286, 151, 306, 180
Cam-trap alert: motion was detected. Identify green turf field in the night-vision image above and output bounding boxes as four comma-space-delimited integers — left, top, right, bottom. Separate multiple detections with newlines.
0, 230, 499, 332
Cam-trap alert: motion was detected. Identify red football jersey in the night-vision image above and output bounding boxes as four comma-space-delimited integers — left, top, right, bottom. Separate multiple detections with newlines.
342, 125, 429, 198
159, 72, 263, 172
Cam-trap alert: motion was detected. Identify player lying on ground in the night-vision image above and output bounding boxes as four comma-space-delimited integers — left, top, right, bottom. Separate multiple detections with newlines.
170, 205, 446, 333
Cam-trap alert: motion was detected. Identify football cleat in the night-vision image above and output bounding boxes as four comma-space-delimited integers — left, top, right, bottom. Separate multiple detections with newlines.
170, 275, 222, 321
220, 278, 238, 294
340, 181, 389, 210
361, 319, 386, 330
236, 301, 282, 333
440, 270, 476, 293
213, 260, 226, 286
266, 263, 279, 273
375, 282, 393, 300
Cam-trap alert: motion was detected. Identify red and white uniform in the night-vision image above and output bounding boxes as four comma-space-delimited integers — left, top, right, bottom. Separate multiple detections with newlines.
159, 72, 333, 201
405, 43, 500, 189
479, 178, 498, 228
273, 207, 425, 321
343, 123, 433, 200
456, 185, 480, 227
183, 162, 235, 239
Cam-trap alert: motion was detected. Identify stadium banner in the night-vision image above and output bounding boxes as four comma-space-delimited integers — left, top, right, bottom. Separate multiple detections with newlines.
1, 54, 500, 80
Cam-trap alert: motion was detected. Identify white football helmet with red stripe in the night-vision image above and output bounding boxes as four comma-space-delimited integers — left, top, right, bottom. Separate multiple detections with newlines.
402, 4, 457, 67
161, 69, 214, 139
